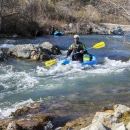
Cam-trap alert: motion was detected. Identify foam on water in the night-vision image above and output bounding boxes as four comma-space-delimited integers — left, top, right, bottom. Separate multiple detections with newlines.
0, 44, 14, 48
36, 57, 130, 77
0, 39, 16, 48
0, 98, 34, 119
0, 64, 39, 100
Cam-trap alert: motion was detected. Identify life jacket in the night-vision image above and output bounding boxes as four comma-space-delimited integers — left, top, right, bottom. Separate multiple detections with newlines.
69, 42, 86, 52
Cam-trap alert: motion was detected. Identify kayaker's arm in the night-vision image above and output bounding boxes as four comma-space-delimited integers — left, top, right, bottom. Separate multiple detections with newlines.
66, 49, 72, 57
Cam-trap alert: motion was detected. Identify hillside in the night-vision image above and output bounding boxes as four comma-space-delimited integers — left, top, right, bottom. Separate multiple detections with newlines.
0, 0, 130, 37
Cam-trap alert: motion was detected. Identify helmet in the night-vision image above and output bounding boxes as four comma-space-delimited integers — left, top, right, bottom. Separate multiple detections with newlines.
74, 34, 79, 38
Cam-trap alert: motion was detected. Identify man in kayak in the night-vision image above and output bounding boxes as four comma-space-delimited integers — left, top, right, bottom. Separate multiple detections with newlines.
66, 34, 88, 62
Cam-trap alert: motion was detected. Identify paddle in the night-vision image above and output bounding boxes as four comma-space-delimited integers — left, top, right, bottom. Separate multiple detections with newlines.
72, 41, 105, 55
88, 41, 105, 50
45, 59, 57, 67
45, 41, 105, 67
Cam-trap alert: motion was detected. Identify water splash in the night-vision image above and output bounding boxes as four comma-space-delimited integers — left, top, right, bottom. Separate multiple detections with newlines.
0, 98, 34, 119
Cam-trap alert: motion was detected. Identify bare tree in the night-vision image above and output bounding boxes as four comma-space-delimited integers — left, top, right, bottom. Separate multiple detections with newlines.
91, 0, 130, 24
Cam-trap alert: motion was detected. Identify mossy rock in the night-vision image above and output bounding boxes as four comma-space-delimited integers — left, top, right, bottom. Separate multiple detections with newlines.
118, 111, 130, 125
10, 106, 30, 117
32, 113, 55, 123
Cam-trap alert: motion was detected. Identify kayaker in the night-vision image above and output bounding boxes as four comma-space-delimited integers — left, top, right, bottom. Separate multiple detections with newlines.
66, 34, 88, 62
50, 26, 56, 35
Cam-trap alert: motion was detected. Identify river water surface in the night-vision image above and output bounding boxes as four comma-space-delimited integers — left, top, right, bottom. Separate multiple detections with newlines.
0, 34, 130, 120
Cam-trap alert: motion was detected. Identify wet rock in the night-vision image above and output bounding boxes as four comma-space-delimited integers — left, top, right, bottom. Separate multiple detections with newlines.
10, 106, 31, 117
29, 102, 42, 109
1, 103, 130, 130
8, 42, 61, 61
0, 49, 8, 61
113, 27, 124, 35
16, 113, 55, 130
31, 113, 55, 123
17, 119, 44, 130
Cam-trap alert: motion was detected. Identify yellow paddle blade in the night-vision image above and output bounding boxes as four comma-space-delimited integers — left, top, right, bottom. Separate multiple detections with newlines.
45, 59, 57, 67
92, 41, 105, 49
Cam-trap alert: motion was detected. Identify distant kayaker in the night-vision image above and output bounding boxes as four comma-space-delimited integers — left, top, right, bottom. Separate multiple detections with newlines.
50, 26, 56, 35
66, 34, 88, 62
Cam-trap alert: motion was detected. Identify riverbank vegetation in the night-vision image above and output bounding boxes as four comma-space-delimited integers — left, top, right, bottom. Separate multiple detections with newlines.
0, 0, 130, 37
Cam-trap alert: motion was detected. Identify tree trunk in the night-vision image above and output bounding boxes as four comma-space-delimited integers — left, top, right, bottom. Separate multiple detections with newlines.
0, 1, 2, 31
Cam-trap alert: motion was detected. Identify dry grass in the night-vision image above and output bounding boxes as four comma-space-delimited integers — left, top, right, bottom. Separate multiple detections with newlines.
0, 0, 130, 36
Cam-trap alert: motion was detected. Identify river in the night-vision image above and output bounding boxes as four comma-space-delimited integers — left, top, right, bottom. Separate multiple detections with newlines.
0, 34, 130, 120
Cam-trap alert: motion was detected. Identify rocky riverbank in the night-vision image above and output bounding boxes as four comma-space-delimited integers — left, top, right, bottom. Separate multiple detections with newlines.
0, 103, 130, 130
62, 22, 130, 35
0, 42, 61, 62
0, 23, 130, 38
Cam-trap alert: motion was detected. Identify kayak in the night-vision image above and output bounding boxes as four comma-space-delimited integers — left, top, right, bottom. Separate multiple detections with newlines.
54, 31, 64, 36
45, 42, 105, 67
58, 55, 97, 66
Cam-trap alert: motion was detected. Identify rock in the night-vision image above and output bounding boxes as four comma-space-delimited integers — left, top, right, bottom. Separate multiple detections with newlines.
17, 119, 43, 130
101, 107, 109, 112
6, 121, 18, 130
62, 22, 130, 35
12, 34, 19, 38
80, 121, 107, 130
10, 106, 30, 117
0, 49, 8, 61
92, 112, 119, 128
111, 122, 127, 130
41, 42, 61, 55
127, 122, 130, 130
114, 104, 130, 118
113, 27, 124, 35
8, 42, 61, 61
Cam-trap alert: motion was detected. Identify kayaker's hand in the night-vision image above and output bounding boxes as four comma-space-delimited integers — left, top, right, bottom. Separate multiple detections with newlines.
80, 50, 83, 53
72, 50, 75, 54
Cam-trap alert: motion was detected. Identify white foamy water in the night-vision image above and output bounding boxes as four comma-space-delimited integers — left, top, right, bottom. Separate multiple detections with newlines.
0, 39, 17, 48
0, 65, 39, 102
36, 57, 130, 77
0, 44, 14, 48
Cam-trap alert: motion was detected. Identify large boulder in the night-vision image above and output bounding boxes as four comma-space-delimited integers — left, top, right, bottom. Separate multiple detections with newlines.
8, 42, 61, 61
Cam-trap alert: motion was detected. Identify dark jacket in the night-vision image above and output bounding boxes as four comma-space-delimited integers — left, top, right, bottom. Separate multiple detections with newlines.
50, 27, 56, 35
67, 41, 86, 57
66, 41, 87, 62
